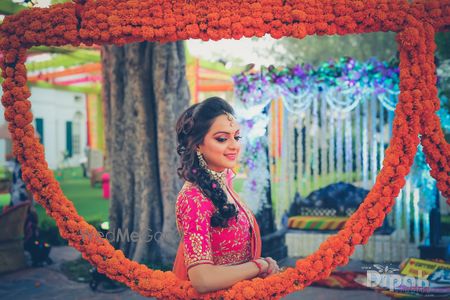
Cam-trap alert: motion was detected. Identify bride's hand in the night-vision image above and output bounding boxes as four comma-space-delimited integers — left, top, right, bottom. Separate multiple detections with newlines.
260, 257, 280, 277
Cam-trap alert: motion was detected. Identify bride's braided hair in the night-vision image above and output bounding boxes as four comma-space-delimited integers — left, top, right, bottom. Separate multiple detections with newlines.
176, 97, 238, 228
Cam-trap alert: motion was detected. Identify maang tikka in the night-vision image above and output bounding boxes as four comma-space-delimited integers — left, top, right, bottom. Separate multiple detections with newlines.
223, 111, 235, 127
196, 150, 227, 191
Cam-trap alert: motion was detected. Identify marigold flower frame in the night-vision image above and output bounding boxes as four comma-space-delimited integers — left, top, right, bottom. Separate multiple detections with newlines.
0, 0, 449, 299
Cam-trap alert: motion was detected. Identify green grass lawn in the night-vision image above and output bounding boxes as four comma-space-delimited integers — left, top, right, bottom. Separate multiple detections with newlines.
0, 165, 12, 180
40, 167, 109, 224
0, 193, 10, 207
37, 167, 109, 245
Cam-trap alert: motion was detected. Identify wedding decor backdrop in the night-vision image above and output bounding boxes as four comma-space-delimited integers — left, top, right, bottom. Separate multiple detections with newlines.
0, 0, 448, 299
234, 57, 449, 228
234, 57, 402, 216
234, 57, 450, 262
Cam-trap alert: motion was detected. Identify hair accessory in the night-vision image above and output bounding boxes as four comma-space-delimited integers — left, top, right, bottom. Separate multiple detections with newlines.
196, 150, 227, 191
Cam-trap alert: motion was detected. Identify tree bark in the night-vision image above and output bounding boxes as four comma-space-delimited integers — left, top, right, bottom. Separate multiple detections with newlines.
102, 41, 189, 267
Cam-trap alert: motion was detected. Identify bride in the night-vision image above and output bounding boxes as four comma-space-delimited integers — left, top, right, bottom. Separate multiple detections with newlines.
172, 97, 280, 293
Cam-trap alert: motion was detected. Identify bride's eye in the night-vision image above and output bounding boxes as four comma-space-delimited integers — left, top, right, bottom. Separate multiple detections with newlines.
235, 136, 242, 141
216, 137, 227, 143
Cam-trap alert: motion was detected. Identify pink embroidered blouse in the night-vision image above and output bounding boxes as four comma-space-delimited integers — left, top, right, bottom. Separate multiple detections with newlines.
175, 171, 257, 271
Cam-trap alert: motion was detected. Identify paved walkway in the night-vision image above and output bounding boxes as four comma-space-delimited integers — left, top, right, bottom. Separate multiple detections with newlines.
0, 246, 389, 300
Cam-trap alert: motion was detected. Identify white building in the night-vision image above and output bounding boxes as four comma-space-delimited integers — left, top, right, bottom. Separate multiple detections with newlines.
0, 87, 88, 170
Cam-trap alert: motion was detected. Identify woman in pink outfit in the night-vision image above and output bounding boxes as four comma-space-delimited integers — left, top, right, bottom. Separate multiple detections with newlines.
172, 97, 280, 294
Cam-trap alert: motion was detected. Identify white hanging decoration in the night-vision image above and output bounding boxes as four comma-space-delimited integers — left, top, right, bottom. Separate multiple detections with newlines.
377, 88, 399, 111
328, 110, 335, 184
320, 94, 328, 183
336, 110, 343, 179
355, 104, 362, 180
305, 107, 312, 193
297, 115, 304, 193
344, 111, 352, 182
312, 95, 319, 190
324, 85, 362, 113
370, 94, 378, 184
362, 96, 369, 188
379, 105, 385, 171
276, 103, 290, 227
281, 86, 316, 114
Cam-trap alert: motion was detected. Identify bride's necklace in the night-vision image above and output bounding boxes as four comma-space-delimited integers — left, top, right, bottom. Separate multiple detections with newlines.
207, 168, 227, 191
196, 150, 228, 191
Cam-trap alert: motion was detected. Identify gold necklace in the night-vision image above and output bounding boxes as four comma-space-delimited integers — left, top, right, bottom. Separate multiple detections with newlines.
197, 150, 227, 191
208, 168, 227, 191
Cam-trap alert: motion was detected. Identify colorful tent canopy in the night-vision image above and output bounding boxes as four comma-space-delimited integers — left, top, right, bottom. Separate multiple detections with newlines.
4, 44, 239, 152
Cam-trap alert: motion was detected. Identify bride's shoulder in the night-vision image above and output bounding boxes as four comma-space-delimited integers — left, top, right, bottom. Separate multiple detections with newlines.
176, 181, 214, 212
177, 181, 204, 200
179, 180, 198, 192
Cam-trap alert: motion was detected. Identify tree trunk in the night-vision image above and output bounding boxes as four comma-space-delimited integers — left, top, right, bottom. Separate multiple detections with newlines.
102, 41, 190, 267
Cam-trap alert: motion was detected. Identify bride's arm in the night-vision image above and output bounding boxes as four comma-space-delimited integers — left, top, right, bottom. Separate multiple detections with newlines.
188, 258, 269, 294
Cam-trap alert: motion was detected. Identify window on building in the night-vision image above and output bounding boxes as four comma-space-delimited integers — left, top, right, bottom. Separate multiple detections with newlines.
66, 121, 72, 157
36, 118, 44, 145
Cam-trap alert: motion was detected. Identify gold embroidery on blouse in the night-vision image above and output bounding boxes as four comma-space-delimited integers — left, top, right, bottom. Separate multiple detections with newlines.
176, 182, 215, 267
187, 260, 214, 269
213, 242, 252, 266
176, 180, 253, 267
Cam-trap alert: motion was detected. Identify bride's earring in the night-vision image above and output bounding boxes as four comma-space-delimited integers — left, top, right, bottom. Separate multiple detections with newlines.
196, 150, 208, 169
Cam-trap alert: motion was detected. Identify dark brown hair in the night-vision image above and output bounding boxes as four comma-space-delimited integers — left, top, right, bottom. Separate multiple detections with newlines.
175, 97, 238, 228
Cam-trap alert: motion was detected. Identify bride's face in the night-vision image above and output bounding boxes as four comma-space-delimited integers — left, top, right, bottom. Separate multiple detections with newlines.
197, 114, 241, 172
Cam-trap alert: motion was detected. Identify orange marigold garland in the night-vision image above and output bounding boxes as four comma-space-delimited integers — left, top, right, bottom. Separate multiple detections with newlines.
0, 0, 449, 299
415, 22, 450, 201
